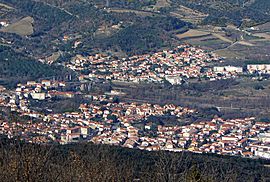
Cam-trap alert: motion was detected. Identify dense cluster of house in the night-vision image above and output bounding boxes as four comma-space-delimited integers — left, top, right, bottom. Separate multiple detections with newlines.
11, 80, 75, 110
1, 44, 270, 159
15, 80, 73, 100
65, 44, 270, 84
90, 112, 270, 159
0, 93, 194, 144
65, 45, 241, 84
1, 87, 270, 159
0, 80, 78, 120
187, 118, 270, 158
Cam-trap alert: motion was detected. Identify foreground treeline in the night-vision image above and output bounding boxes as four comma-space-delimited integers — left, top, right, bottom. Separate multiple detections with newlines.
0, 138, 270, 182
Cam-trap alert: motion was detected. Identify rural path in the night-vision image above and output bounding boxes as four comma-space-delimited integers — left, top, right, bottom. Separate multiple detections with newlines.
213, 41, 238, 53
213, 39, 255, 53
42, 2, 79, 18
0, 3, 14, 9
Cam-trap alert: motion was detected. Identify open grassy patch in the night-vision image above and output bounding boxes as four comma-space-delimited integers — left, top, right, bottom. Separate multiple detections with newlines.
211, 33, 233, 43
170, 5, 207, 24
1, 16, 34, 36
181, 35, 231, 50
176, 29, 210, 39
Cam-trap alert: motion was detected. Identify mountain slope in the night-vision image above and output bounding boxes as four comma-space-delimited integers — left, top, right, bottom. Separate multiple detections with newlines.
169, 0, 270, 26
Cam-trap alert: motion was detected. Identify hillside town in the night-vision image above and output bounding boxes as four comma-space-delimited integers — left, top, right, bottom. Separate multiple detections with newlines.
64, 44, 270, 85
1, 82, 270, 159
1, 44, 270, 160
2, 0, 270, 180
65, 45, 242, 84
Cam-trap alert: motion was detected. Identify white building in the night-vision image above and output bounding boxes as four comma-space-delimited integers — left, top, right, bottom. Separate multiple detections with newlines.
214, 66, 243, 74
247, 64, 270, 74
30, 93, 46, 100
258, 133, 270, 143
0, 21, 9, 27
165, 75, 182, 85
254, 146, 270, 159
